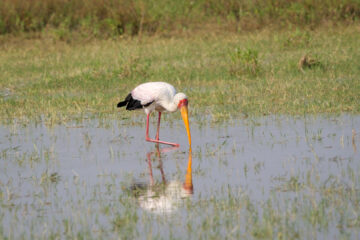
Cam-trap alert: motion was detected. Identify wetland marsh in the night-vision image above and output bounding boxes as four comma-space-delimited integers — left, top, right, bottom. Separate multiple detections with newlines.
0, 17, 360, 239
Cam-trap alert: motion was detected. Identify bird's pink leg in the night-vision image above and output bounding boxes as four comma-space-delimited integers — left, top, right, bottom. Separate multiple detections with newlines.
155, 112, 161, 141
145, 113, 180, 147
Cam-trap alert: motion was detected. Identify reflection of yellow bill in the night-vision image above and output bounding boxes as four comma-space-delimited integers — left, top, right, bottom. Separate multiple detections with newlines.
183, 148, 193, 194
180, 105, 191, 146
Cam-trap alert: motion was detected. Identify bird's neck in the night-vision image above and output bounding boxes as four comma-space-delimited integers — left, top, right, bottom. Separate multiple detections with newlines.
162, 101, 178, 112
161, 93, 183, 112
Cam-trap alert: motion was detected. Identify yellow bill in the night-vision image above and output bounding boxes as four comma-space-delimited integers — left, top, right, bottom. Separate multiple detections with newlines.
180, 105, 191, 146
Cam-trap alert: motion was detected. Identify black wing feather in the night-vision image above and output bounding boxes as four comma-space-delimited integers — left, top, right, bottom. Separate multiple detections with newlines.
117, 93, 153, 110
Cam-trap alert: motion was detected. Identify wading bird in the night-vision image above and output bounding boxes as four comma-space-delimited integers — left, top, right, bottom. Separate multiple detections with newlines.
117, 82, 191, 147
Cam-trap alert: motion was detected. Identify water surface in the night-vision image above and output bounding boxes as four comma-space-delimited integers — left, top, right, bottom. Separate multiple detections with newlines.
0, 115, 359, 239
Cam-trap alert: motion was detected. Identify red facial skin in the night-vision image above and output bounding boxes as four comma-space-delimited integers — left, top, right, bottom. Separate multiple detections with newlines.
178, 99, 188, 109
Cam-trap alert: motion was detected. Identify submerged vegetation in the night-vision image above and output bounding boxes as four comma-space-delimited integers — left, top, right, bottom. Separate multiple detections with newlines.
0, 116, 359, 239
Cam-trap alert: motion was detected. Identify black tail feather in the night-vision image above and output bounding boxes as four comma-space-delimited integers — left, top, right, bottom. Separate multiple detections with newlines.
117, 93, 131, 108
117, 100, 127, 108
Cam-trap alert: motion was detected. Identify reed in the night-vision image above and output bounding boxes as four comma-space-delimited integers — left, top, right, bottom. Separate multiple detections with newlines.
0, 0, 359, 38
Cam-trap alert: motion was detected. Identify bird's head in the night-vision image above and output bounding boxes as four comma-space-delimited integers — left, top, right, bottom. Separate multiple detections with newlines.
174, 93, 191, 146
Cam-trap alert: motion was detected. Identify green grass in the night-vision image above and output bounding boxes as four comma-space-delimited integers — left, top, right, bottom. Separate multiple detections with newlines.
0, 26, 360, 124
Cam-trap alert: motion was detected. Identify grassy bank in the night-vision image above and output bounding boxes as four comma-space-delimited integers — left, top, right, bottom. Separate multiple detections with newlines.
0, 0, 359, 38
0, 26, 359, 124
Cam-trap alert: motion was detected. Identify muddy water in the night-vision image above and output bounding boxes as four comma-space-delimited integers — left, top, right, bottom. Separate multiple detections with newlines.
0, 115, 359, 239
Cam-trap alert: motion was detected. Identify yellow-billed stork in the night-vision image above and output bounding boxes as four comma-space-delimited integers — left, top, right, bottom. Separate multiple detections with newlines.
117, 82, 191, 147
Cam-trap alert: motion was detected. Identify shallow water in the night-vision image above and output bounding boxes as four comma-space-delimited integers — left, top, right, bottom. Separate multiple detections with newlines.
0, 115, 359, 239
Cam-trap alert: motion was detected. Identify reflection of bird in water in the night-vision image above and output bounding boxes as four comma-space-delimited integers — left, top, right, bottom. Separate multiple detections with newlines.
129, 146, 193, 213
117, 82, 191, 147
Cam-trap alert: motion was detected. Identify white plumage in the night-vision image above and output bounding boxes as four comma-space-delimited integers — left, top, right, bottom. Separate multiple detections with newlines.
117, 82, 191, 147
131, 82, 185, 114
